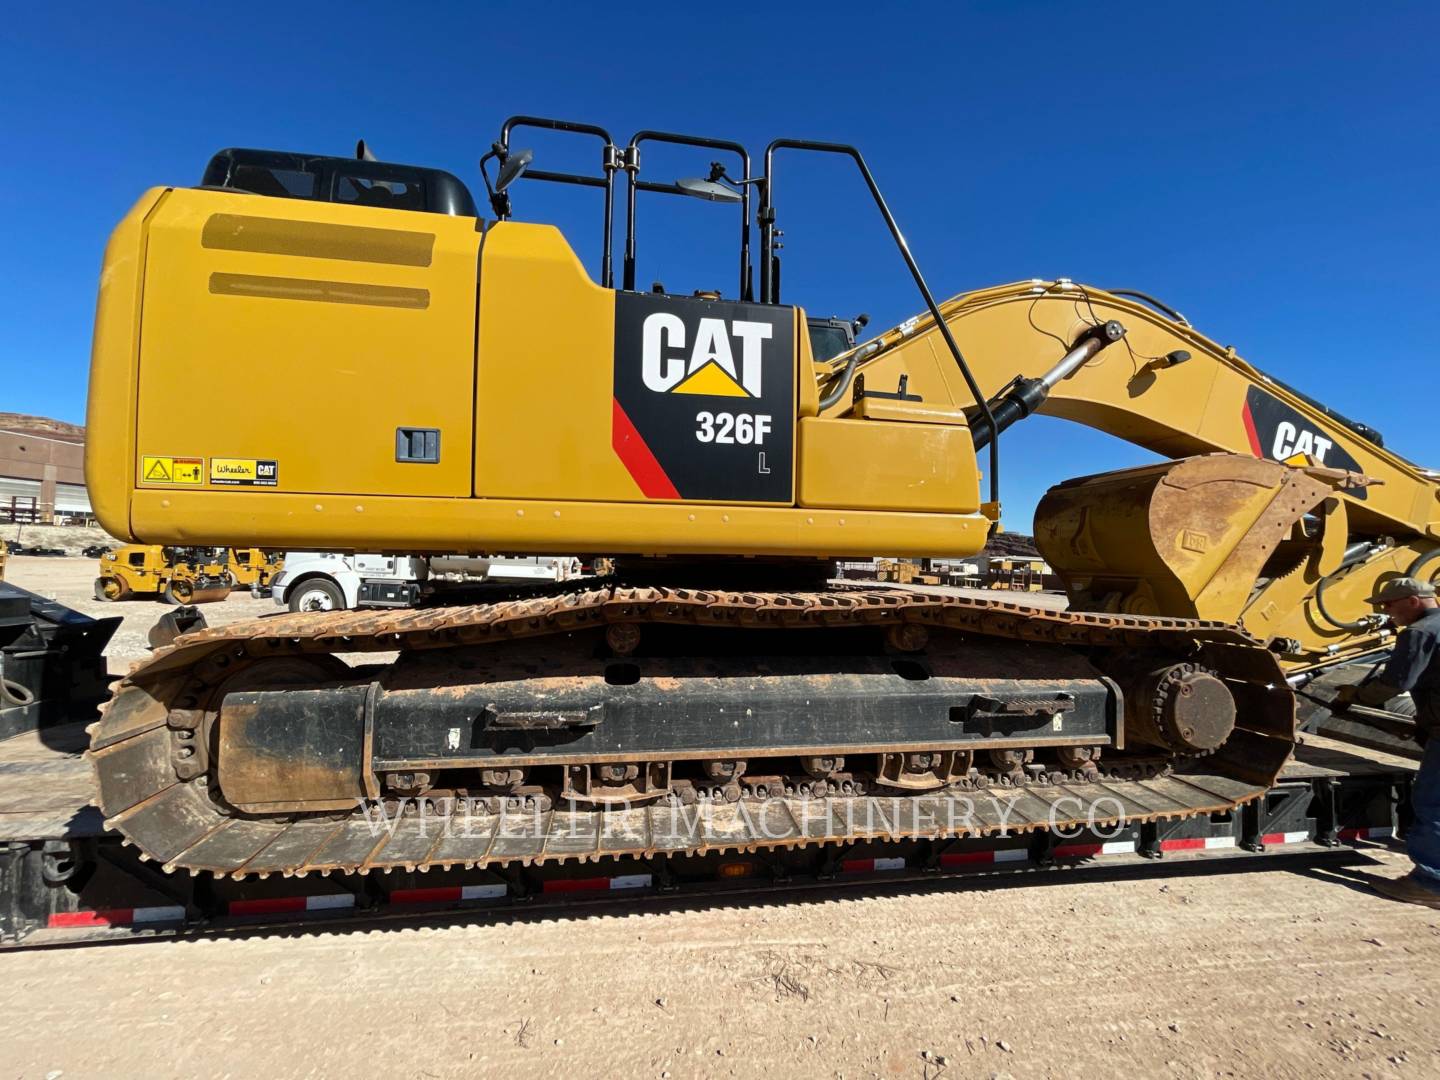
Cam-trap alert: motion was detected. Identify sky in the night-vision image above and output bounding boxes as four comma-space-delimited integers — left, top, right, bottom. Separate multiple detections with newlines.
3, 2, 1437, 529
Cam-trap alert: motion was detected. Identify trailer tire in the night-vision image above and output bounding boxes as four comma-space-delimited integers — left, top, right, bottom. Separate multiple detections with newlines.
288, 577, 346, 613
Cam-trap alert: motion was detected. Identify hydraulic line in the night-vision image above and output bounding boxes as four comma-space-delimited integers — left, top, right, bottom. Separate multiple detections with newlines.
1313, 541, 1390, 632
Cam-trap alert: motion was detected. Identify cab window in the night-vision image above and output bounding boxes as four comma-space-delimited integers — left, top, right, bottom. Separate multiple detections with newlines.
334, 172, 424, 212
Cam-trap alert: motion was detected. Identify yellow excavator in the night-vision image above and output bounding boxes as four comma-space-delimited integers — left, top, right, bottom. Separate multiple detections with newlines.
82, 118, 1436, 878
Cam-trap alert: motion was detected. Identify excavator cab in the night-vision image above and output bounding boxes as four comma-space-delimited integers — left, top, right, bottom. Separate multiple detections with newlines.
201, 148, 478, 217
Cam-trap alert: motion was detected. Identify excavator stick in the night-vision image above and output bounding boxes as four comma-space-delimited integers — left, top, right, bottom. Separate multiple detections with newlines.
1035, 455, 1370, 626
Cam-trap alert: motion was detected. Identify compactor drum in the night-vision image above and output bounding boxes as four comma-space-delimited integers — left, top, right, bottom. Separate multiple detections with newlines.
82, 119, 1435, 877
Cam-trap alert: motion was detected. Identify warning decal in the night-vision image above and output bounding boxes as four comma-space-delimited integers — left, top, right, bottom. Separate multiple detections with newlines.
140, 456, 204, 485
209, 458, 279, 487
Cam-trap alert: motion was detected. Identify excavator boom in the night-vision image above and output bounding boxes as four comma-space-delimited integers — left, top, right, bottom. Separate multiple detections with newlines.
835, 281, 1439, 670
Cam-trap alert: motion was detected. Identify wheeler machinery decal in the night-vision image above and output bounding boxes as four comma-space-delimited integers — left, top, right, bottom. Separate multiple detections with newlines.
208, 457, 279, 487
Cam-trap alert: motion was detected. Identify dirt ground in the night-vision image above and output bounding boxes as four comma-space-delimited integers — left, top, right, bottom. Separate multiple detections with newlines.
5, 550, 278, 672
3, 556, 1439, 1078
1, 856, 1438, 1079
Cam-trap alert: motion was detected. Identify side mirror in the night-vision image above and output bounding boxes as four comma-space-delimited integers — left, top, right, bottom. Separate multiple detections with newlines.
495, 148, 534, 192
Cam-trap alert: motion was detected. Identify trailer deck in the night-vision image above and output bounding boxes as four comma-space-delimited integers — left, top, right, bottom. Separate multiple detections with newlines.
0, 719, 1415, 948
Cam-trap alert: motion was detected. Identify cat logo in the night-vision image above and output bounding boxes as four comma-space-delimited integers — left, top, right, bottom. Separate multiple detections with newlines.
1242, 386, 1366, 499
641, 312, 772, 398
612, 293, 794, 503
1270, 421, 1334, 466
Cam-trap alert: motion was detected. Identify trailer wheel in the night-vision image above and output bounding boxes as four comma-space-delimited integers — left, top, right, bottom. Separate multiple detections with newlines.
288, 578, 345, 613
94, 575, 131, 602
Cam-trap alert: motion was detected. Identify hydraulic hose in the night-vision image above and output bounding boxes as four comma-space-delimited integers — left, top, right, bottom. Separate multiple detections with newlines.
1103, 288, 1190, 327
1313, 541, 1388, 632
817, 341, 880, 411
1407, 546, 1440, 582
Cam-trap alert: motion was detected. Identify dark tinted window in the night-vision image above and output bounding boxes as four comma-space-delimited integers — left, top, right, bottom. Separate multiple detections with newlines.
335, 173, 425, 212
232, 164, 317, 199
808, 324, 853, 362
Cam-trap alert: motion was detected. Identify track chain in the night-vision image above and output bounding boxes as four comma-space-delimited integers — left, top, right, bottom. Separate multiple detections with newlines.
87, 586, 1295, 878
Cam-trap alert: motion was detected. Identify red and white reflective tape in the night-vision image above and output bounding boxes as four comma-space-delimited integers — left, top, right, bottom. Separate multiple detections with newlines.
940, 847, 1030, 867
840, 856, 907, 874
1338, 826, 1395, 842
540, 873, 651, 895
1260, 830, 1313, 846
228, 893, 356, 916
48, 904, 185, 929
1159, 835, 1237, 852
389, 883, 507, 906
1052, 840, 1137, 858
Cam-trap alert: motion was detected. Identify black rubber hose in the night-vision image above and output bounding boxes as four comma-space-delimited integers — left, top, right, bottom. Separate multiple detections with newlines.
1313, 543, 1386, 632
817, 342, 878, 412
1407, 546, 1440, 582
1313, 571, 1374, 632
1104, 288, 1190, 326
818, 352, 862, 412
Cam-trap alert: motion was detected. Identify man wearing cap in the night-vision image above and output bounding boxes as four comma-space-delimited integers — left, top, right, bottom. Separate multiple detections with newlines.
1335, 576, 1440, 906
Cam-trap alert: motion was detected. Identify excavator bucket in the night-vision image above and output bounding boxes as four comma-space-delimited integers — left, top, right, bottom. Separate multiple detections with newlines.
1034, 454, 1366, 623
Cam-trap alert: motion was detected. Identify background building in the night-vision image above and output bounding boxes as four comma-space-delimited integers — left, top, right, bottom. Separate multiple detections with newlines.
0, 413, 90, 523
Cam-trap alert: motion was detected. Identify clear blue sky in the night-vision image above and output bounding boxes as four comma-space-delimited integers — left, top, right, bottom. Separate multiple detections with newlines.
3, 2, 1437, 529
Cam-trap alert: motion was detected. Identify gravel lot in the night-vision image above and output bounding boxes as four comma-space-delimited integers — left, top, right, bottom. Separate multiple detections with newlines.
2, 553, 1439, 1079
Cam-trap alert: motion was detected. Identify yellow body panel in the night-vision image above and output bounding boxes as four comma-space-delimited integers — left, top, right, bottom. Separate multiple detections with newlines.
87, 188, 991, 559
127, 490, 985, 558
86, 189, 165, 537
472, 222, 636, 501
133, 190, 480, 499
798, 417, 979, 512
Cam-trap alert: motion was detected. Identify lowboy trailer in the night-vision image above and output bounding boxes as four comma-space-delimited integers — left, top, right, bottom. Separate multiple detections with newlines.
0, 718, 1413, 948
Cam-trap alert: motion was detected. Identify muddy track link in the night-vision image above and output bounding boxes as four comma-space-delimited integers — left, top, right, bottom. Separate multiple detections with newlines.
87, 587, 1297, 879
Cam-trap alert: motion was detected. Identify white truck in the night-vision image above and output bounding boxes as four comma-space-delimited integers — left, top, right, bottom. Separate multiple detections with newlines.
270, 552, 583, 612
